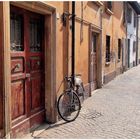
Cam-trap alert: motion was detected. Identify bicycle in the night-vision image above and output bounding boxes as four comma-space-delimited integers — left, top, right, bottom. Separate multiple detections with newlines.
57, 74, 85, 122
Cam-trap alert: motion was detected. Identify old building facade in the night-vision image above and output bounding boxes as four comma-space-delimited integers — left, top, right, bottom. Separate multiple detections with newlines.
137, 3, 140, 64
102, 2, 126, 84
123, 2, 140, 70
0, 1, 139, 138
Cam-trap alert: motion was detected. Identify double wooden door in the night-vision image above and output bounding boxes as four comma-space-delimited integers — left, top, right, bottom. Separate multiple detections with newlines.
90, 32, 97, 91
10, 6, 45, 131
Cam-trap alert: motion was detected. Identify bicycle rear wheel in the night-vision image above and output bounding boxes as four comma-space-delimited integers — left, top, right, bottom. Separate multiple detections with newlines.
76, 83, 85, 103
57, 90, 81, 122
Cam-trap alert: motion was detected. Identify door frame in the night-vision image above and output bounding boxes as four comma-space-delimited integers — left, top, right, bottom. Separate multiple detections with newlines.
2, 1, 57, 138
89, 25, 102, 95
0, 2, 5, 138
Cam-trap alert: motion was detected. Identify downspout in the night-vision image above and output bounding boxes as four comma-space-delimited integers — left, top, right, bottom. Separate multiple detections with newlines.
71, 1, 75, 85
136, 14, 139, 65
100, 6, 103, 87
125, 2, 128, 70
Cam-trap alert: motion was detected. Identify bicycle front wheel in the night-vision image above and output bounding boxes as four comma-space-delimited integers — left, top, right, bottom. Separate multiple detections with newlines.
57, 91, 81, 122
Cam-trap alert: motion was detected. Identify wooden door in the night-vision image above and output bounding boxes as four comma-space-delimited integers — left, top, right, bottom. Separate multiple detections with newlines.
90, 33, 97, 91
10, 6, 45, 136
0, 3, 4, 137
0, 58, 4, 138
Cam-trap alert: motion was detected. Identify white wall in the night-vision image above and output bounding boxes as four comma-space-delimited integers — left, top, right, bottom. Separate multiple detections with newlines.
127, 4, 137, 67
138, 18, 140, 62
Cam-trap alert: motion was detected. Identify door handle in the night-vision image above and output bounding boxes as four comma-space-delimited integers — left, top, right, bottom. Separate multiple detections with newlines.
25, 73, 31, 81
26, 73, 30, 78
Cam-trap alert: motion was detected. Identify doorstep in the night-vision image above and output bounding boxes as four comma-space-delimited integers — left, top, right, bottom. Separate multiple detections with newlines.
19, 123, 50, 139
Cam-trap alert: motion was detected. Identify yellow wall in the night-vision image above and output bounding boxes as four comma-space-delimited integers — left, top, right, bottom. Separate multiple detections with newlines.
44, 1, 126, 95
75, 2, 101, 84
102, 2, 126, 75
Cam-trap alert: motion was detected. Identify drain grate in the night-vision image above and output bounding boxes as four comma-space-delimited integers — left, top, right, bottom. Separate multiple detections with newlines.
80, 109, 103, 120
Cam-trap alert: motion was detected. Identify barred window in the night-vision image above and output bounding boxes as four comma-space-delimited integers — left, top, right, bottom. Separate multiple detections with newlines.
30, 19, 42, 52
118, 39, 121, 60
106, 35, 110, 62
10, 13, 23, 51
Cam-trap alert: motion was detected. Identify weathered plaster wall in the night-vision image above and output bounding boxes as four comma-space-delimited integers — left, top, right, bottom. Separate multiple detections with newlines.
127, 4, 137, 67
75, 2, 101, 84
138, 18, 140, 62
45, 1, 126, 89
45, 2, 69, 97
102, 7, 114, 75
46, 2, 102, 88
103, 2, 126, 82
113, 2, 126, 70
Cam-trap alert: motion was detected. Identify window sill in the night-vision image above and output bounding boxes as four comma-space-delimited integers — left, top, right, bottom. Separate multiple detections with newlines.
105, 8, 113, 15
105, 62, 111, 66
95, 1, 103, 7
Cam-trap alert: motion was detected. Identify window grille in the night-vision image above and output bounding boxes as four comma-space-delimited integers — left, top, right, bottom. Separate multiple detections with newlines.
30, 19, 42, 52
10, 13, 23, 51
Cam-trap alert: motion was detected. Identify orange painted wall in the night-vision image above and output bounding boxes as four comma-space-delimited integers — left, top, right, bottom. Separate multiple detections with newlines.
44, 1, 126, 95
75, 2, 101, 84
45, 2, 102, 93
102, 2, 126, 76
45, 2, 70, 96
113, 2, 126, 69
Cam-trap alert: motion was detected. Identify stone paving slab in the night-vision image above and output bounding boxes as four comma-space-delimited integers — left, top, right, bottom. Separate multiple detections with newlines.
28, 65, 140, 139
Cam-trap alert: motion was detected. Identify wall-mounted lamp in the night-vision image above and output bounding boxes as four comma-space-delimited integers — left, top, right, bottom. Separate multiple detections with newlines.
62, 12, 74, 27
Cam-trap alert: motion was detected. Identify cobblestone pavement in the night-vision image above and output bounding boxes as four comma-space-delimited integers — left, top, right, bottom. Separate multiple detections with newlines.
36, 65, 140, 139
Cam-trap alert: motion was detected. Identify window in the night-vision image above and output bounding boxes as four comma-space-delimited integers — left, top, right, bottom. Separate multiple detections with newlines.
106, 35, 110, 62
127, 6, 132, 23
107, 2, 112, 11
92, 33, 97, 53
133, 41, 136, 52
118, 39, 121, 60
30, 19, 42, 52
134, 13, 137, 27
10, 13, 23, 51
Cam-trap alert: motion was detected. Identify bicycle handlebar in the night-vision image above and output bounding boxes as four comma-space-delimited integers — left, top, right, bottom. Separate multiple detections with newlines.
64, 74, 82, 82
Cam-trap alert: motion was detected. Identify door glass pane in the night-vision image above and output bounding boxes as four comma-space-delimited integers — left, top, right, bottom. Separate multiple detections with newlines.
93, 34, 96, 53
92, 33, 97, 53
10, 13, 23, 51
30, 19, 42, 52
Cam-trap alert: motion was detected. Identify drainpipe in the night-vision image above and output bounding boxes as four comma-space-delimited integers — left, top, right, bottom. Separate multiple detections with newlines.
71, 1, 75, 85
100, 6, 103, 87
125, 2, 128, 70
136, 15, 139, 65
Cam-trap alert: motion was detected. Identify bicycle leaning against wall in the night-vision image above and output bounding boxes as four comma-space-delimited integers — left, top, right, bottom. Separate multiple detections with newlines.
57, 74, 85, 122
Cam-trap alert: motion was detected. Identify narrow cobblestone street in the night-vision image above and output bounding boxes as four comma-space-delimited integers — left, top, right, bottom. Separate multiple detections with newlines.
30, 65, 140, 139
